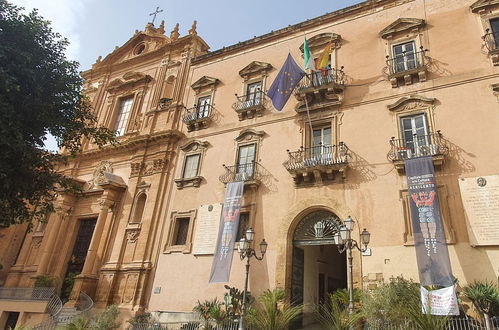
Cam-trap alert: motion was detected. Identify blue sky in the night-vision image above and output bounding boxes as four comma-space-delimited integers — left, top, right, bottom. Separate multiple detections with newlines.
11, 0, 363, 150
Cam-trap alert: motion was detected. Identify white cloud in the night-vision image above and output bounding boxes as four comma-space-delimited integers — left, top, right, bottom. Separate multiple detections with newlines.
12, 0, 90, 62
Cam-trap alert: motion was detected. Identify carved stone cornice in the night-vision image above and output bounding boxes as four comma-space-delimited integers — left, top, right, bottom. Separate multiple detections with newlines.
379, 18, 426, 39
238, 61, 273, 79
387, 95, 436, 112
191, 76, 220, 94
470, 0, 499, 13
299, 33, 342, 52
77, 130, 184, 160
130, 158, 169, 178
235, 128, 265, 142
106, 72, 152, 93
180, 139, 210, 152
174, 176, 203, 189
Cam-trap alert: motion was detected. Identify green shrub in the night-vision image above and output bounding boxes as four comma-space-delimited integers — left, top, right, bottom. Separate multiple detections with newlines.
315, 294, 363, 330
246, 288, 302, 330
91, 305, 120, 330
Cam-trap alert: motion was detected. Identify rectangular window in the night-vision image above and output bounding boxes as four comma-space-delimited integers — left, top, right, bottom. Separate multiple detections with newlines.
182, 154, 200, 179
392, 41, 418, 73
399, 113, 439, 157
236, 143, 256, 180
236, 212, 250, 242
114, 97, 133, 136
490, 18, 499, 48
197, 96, 211, 119
174, 217, 190, 246
246, 81, 262, 106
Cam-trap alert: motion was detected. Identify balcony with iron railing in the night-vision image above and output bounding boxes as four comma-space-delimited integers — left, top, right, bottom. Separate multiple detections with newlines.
294, 68, 345, 113
385, 47, 428, 87
219, 162, 263, 186
183, 104, 215, 132
0, 287, 58, 315
232, 91, 268, 120
387, 131, 448, 173
283, 143, 349, 185
482, 29, 499, 65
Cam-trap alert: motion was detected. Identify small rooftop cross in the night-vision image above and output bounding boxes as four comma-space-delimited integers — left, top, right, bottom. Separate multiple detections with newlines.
149, 6, 163, 25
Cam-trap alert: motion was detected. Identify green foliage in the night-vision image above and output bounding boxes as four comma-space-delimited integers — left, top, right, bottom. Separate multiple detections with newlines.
34, 274, 59, 288
361, 276, 420, 326
9, 325, 31, 330
330, 288, 362, 310
62, 272, 79, 300
223, 285, 252, 320
315, 294, 363, 330
406, 304, 448, 330
246, 288, 302, 330
463, 280, 499, 316
0, 0, 115, 228
64, 316, 91, 330
91, 305, 120, 330
126, 312, 153, 329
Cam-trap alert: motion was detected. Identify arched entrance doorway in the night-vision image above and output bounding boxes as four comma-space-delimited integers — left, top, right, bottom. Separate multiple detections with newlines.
291, 210, 347, 329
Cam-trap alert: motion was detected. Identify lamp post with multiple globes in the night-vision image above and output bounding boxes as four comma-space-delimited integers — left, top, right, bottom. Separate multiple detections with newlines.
237, 228, 267, 330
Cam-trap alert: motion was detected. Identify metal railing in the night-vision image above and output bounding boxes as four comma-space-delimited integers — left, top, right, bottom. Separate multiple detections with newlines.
219, 162, 263, 184
232, 92, 266, 112
482, 29, 499, 52
385, 48, 428, 76
46, 293, 63, 316
296, 67, 345, 92
388, 132, 446, 162
130, 321, 242, 330
0, 287, 55, 301
183, 104, 214, 124
366, 317, 498, 330
283, 143, 349, 171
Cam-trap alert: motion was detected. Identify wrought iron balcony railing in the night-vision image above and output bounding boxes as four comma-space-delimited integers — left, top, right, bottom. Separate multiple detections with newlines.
284, 143, 349, 171
233, 92, 266, 112
482, 29, 499, 52
183, 104, 214, 131
385, 48, 428, 76
387, 131, 447, 162
219, 162, 263, 184
0, 287, 55, 301
296, 68, 345, 92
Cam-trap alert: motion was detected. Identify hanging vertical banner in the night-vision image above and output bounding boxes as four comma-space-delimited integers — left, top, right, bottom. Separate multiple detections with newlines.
209, 181, 245, 283
405, 156, 458, 315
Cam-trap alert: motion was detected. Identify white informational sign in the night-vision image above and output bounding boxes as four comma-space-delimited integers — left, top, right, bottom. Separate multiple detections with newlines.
192, 204, 222, 255
458, 175, 499, 246
420, 285, 459, 316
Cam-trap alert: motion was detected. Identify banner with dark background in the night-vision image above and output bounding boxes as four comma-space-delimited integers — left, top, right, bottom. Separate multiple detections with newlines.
405, 156, 454, 287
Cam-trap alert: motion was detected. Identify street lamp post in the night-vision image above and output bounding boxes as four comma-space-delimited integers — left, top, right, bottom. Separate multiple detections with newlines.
332, 216, 371, 316
237, 228, 267, 330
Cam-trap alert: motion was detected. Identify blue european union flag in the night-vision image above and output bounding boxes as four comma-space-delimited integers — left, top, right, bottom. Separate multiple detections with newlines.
267, 53, 305, 111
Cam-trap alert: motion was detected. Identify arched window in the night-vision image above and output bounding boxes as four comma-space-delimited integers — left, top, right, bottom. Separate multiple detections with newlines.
163, 76, 175, 100
131, 193, 147, 223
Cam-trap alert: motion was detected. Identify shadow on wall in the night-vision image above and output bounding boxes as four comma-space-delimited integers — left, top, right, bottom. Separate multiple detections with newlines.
442, 137, 476, 175
344, 148, 379, 190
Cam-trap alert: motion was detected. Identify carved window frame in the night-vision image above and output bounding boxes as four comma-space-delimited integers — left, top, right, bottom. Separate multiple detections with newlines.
164, 209, 197, 254
106, 89, 146, 137
302, 116, 340, 150
400, 185, 456, 245
175, 140, 209, 189
299, 33, 343, 70
473, 2, 499, 63
387, 96, 437, 141
234, 129, 265, 166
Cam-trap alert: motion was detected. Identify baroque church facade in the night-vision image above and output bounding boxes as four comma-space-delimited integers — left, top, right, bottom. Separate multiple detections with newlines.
1, 0, 499, 328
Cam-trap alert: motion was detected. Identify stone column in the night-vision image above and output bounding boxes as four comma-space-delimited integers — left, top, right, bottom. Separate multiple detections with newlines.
36, 205, 72, 276
81, 195, 114, 276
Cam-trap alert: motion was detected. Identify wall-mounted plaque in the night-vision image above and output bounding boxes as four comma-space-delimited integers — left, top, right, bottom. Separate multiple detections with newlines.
458, 175, 499, 246
192, 203, 222, 255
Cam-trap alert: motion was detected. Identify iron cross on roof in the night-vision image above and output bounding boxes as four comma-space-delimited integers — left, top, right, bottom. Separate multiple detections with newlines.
149, 6, 163, 25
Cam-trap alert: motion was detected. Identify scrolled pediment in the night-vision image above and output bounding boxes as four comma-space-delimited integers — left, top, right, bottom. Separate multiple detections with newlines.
471, 0, 499, 13
180, 139, 210, 152
387, 95, 436, 112
191, 76, 220, 93
379, 18, 426, 39
239, 61, 273, 79
235, 129, 265, 142
107, 72, 152, 92
299, 33, 342, 52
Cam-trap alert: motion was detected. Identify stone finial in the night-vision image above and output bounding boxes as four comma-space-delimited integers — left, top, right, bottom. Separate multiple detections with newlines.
189, 20, 197, 35
170, 23, 180, 40
96, 56, 102, 63
158, 20, 165, 34
145, 22, 155, 34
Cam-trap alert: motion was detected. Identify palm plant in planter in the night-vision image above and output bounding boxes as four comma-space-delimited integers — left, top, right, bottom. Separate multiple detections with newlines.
463, 281, 499, 330
315, 294, 363, 330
